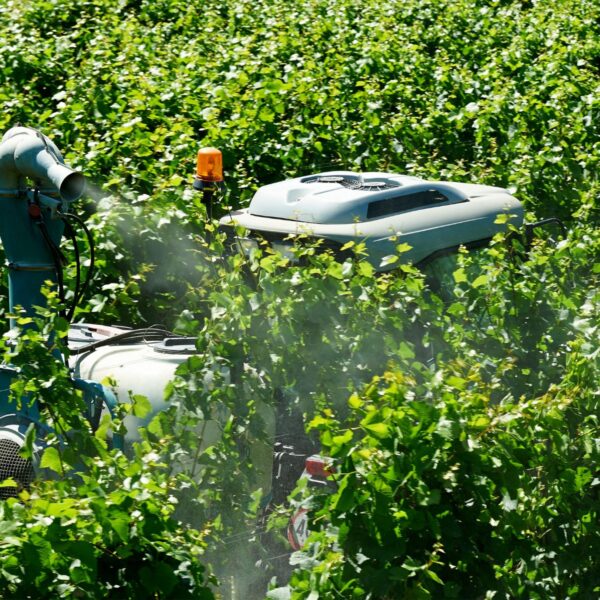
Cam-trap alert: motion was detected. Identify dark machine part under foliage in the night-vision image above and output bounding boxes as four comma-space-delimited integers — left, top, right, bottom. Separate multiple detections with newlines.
218, 224, 352, 263
269, 388, 319, 504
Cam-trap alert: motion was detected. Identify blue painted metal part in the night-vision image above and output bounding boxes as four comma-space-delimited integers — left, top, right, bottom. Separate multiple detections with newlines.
0, 127, 83, 321
0, 127, 122, 457
0, 198, 64, 324
73, 378, 124, 450
0, 365, 41, 422
0, 366, 50, 470
0, 366, 123, 451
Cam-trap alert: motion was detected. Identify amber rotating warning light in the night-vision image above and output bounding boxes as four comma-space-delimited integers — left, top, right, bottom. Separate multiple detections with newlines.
194, 147, 223, 190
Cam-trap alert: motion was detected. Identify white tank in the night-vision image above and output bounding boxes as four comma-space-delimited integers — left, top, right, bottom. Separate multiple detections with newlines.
68, 324, 275, 493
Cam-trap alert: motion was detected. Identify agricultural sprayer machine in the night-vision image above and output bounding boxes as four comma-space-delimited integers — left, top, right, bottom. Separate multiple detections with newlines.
0, 126, 561, 554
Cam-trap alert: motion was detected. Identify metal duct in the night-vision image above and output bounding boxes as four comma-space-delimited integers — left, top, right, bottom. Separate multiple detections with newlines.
0, 126, 85, 201
0, 126, 87, 318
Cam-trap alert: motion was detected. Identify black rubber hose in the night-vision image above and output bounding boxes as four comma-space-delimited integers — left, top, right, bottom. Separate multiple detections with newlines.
36, 219, 67, 314
62, 220, 81, 322
69, 326, 179, 355
59, 212, 95, 313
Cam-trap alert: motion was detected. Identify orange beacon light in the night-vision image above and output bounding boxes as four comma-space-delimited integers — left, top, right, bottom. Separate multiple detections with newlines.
194, 147, 223, 189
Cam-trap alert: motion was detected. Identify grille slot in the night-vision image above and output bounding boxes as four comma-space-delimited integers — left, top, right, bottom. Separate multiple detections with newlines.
356, 180, 400, 191
0, 439, 34, 499
367, 190, 450, 219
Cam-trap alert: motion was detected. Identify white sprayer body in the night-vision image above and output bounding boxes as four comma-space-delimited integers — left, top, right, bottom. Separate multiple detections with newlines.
69, 325, 275, 492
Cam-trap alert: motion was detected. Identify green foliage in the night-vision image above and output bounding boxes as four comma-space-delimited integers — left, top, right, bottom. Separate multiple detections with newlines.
0, 452, 215, 599
286, 227, 600, 599
158, 241, 428, 593
0, 0, 598, 598
1, 0, 599, 324
0, 294, 216, 598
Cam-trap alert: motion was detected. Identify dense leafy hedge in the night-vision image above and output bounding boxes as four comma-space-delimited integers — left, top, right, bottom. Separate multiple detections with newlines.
1, 0, 599, 324
0, 0, 598, 598
287, 230, 600, 599
0, 296, 216, 598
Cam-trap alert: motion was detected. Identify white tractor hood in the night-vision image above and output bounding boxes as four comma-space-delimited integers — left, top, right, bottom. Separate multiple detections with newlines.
247, 171, 509, 225
220, 170, 523, 271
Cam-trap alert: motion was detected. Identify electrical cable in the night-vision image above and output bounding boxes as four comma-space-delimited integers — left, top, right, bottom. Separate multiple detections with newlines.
223, 198, 261, 288
28, 187, 68, 315
58, 211, 95, 321
227, 206, 249, 261
217, 180, 248, 260
35, 218, 67, 314
61, 220, 81, 322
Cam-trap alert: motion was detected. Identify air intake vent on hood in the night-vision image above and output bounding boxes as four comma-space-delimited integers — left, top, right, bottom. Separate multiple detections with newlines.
302, 174, 361, 188
302, 174, 400, 191
355, 180, 400, 191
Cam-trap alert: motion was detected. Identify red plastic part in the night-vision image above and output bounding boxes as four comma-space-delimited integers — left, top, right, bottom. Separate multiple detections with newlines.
305, 455, 334, 478
28, 204, 41, 218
